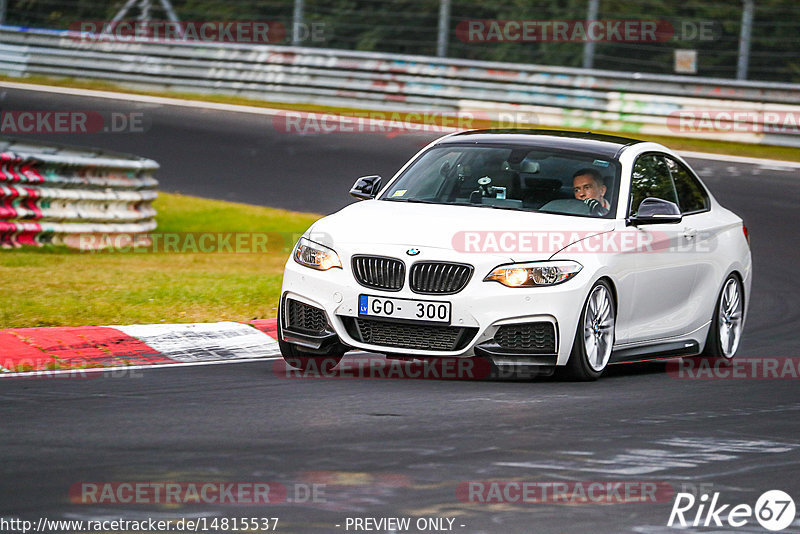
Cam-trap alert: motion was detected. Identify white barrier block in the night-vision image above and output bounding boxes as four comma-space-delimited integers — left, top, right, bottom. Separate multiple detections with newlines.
115, 322, 281, 362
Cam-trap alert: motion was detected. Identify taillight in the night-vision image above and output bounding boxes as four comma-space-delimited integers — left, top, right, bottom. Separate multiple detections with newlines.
742, 223, 750, 246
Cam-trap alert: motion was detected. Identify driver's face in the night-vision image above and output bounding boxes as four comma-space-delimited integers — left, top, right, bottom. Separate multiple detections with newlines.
573, 174, 606, 201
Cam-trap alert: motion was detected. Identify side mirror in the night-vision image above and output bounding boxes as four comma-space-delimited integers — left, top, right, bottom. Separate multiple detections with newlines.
350, 175, 382, 200
629, 197, 682, 225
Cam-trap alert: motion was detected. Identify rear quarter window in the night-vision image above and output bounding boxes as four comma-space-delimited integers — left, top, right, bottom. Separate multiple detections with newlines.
665, 156, 710, 214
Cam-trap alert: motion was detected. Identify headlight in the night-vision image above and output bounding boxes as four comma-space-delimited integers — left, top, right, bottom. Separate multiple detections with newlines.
293, 238, 342, 271
484, 261, 582, 287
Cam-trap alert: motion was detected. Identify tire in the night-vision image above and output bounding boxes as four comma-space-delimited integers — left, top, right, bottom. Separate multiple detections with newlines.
562, 280, 616, 381
277, 301, 344, 373
701, 274, 744, 360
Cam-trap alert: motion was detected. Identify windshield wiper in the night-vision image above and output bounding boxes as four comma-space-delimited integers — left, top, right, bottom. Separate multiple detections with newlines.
448, 201, 527, 212
383, 198, 438, 204
384, 198, 527, 211
479, 204, 527, 211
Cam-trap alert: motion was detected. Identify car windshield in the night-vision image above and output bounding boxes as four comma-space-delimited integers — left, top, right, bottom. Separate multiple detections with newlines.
380, 144, 620, 218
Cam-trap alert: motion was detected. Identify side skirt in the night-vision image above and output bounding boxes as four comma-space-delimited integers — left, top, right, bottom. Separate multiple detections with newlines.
610, 340, 700, 364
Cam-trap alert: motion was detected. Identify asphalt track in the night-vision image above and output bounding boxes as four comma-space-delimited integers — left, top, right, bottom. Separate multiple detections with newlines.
2, 86, 800, 533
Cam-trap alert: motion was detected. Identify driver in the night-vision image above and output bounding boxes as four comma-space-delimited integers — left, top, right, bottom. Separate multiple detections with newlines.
572, 168, 610, 215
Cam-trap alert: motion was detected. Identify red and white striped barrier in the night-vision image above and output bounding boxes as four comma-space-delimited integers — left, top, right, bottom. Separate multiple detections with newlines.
0, 137, 158, 248
0, 319, 279, 375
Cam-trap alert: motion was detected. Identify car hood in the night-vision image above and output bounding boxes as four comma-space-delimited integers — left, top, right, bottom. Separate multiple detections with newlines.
307, 200, 616, 261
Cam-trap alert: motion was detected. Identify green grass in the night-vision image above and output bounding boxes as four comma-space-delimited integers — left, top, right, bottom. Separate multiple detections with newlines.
0, 193, 322, 328
4, 73, 800, 163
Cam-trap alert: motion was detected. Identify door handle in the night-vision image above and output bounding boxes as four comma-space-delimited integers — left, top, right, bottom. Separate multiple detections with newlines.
683, 228, 697, 240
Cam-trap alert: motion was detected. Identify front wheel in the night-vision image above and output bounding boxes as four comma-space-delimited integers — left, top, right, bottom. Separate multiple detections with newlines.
701, 274, 744, 359
562, 280, 616, 381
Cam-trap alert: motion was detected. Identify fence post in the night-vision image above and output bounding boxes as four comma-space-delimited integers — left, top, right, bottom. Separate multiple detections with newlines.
737, 0, 754, 80
582, 0, 599, 69
292, 0, 305, 46
437, 0, 451, 57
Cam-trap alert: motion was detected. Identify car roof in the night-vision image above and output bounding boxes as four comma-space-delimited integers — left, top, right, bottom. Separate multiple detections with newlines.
436, 129, 644, 159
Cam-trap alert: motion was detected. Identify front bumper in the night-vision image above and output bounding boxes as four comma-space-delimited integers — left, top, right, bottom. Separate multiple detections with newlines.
280, 256, 594, 366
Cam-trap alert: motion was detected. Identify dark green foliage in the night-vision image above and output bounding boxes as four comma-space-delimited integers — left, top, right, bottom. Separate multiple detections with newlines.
5, 0, 799, 82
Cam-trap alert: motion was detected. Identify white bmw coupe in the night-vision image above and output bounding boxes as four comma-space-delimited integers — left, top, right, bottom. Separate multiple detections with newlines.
278, 130, 751, 380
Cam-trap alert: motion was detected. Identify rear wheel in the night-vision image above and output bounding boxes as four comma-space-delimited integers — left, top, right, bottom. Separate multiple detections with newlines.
701, 274, 744, 359
277, 301, 344, 373
562, 280, 616, 381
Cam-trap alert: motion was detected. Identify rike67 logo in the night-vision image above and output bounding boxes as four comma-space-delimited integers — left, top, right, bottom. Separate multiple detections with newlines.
668, 490, 796, 531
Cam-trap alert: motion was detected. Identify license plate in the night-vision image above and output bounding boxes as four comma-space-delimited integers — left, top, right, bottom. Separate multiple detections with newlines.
358, 295, 451, 323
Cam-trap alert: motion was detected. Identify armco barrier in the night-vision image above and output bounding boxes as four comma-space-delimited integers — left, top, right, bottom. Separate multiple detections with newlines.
1, 26, 800, 146
0, 136, 158, 248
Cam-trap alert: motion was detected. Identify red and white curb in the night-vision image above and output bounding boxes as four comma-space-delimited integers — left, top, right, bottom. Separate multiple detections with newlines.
0, 319, 280, 377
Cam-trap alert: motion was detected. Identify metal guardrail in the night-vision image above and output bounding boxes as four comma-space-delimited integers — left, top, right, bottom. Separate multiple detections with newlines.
1, 26, 799, 146
0, 135, 158, 248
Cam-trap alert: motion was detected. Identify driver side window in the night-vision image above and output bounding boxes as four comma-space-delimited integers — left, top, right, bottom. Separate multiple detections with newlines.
630, 154, 679, 216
